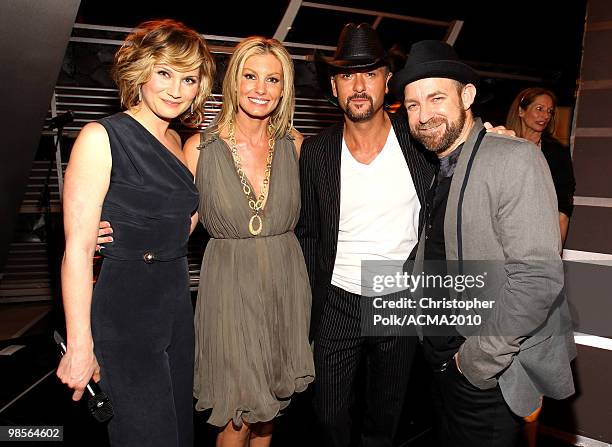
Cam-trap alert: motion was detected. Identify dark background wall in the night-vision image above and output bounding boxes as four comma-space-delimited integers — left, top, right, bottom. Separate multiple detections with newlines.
0, 0, 81, 271
544, 0, 612, 443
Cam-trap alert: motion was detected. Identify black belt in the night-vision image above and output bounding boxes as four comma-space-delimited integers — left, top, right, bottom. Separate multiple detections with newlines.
101, 246, 188, 263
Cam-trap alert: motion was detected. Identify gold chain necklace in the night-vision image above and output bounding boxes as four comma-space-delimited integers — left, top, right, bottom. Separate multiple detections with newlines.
227, 121, 275, 236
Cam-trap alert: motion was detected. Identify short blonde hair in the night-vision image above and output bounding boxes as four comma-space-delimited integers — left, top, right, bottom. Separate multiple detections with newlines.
112, 19, 215, 126
214, 36, 295, 140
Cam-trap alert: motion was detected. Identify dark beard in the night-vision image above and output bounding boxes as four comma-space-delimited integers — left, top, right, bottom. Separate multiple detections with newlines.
412, 110, 466, 154
343, 93, 374, 122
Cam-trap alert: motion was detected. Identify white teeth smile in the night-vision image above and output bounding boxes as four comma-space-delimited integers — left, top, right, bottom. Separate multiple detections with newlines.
249, 98, 268, 105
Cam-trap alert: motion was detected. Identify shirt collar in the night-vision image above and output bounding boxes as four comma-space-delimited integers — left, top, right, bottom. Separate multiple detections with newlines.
438, 143, 464, 179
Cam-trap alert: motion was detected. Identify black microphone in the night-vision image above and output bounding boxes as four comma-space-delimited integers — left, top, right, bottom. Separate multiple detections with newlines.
53, 331, 114, 423
46, 110, 74, 129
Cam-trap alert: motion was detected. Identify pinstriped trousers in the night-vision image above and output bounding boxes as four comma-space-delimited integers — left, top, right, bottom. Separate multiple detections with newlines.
313, 285, 417, 447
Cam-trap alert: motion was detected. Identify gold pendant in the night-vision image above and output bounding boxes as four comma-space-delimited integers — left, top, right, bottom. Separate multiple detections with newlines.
248, 214, 263, 236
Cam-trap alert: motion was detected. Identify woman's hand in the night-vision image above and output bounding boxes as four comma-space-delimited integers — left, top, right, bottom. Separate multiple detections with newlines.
57, 343, 101, 401
96, 221, 113, 251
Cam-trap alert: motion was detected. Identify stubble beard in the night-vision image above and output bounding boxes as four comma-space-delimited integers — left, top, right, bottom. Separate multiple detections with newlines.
343, 93, 375, 122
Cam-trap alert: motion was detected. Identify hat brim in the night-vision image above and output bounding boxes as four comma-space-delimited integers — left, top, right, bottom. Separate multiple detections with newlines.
390, 60, 480, 101
312, 51, 390, 106
323, 56, 387, 70
314, 49, 388, 71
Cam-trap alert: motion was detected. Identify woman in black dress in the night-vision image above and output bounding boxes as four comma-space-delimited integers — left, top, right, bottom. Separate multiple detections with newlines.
56, 20, 214, 446
506, 87, 576, 245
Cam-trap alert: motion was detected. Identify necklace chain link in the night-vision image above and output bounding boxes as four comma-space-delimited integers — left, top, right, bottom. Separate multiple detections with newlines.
227, 121, 275, 236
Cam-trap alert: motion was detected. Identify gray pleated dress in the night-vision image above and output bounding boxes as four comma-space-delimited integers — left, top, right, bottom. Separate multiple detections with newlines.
193, 131, 315, 427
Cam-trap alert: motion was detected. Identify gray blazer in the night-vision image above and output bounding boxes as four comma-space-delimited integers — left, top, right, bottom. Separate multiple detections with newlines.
416, 118, 576, 417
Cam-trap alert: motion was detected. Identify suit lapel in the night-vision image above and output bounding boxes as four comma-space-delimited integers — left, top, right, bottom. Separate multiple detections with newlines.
323, 123, 343, 258
445, 117, 485, 260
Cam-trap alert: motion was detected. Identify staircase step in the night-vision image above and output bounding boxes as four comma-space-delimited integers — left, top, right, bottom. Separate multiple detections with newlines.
0, 281, 51, 290
0, 288, 52, 297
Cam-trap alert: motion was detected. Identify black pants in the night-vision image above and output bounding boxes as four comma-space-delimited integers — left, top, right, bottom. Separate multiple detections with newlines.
313, 285, 416, 447
92, 258, 195, 447
430, 358, 522, 447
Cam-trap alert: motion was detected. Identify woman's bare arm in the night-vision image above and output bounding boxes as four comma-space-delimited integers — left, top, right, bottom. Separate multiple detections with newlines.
57, 122, 111, 401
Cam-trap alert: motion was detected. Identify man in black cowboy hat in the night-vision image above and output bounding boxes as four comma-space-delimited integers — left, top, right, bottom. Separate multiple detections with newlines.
296, 23, 435, 447
389, 40, 575, 446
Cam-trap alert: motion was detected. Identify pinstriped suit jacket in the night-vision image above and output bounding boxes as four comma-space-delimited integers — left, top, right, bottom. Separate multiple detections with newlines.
295, 112, 436, 339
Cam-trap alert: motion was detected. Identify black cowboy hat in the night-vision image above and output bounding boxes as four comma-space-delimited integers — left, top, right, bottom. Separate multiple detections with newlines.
389, 40, 479, 101
313, 23, 390, 105
316, 22, 388, 70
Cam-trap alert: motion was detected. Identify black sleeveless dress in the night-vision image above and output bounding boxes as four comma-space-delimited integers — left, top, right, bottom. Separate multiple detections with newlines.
91, 113, 198, 447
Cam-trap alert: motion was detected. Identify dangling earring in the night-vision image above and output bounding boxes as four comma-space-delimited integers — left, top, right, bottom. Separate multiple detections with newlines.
190, 102, 194, 115
138, 87, 142, 103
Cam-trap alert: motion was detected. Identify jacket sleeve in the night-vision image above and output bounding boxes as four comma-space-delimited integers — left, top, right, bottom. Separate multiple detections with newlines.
458, 142, 565, 389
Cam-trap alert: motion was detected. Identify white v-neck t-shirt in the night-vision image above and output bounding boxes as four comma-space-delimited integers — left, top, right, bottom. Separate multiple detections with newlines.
331, 127, 420, 295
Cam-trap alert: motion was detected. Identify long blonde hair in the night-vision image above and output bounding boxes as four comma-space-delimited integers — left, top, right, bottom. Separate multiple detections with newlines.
112, 19, 215, 126
214, 36, 295, 140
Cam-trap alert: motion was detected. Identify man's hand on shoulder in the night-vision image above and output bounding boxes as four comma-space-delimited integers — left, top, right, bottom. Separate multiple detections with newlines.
484, 122, 516, 137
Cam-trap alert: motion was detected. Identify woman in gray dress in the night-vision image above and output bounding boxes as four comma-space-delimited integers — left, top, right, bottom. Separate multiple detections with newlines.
182, 36, 314, 447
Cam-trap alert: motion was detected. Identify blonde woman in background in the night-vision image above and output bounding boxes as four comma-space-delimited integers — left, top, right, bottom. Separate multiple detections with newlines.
506, 87, 576, 245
